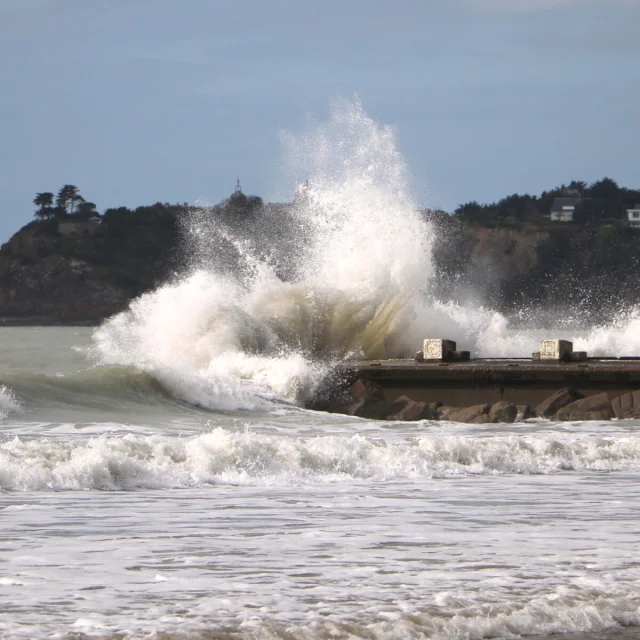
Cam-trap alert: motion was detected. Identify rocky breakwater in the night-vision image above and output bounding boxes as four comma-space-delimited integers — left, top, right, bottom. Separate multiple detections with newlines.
307, 339, 640, 423
309, 378, 640, 423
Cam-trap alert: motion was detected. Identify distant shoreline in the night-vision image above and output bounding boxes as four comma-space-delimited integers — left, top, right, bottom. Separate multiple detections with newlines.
0, 318, 100, 327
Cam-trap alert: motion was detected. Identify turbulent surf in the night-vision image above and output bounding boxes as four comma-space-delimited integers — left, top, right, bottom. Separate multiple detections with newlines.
2, 100, 640, 640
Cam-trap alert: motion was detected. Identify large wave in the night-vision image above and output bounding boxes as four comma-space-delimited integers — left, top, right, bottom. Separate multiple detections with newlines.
91, 98, 640, 411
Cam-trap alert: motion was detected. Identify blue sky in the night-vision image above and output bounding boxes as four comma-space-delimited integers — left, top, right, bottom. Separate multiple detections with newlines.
1, 0, 639, 242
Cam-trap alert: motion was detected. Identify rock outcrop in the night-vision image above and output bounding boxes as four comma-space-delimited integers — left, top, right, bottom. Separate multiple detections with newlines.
0, 209, 182, 323
386, 396, 435, 421
314, 379, 630, 424
535, 387, 584, 418
611, 391, 640, 419
488, 401, 518, 423
447, 404, 491, 424
553, 393, 613, 421
347, 379, 387, 420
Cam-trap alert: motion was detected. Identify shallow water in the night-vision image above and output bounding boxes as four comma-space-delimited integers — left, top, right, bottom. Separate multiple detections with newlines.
1, 327, 640, 640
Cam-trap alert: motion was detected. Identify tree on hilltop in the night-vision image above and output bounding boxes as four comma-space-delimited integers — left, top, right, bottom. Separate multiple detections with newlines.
588, 177, 620, 201
33, 192, 55, 219
76, 201, 98, 218
56, 184, 84, 215
567, 180, 588, 194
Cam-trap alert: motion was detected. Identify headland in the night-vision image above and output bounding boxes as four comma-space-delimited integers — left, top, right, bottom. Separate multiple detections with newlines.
2, 178, 640, 325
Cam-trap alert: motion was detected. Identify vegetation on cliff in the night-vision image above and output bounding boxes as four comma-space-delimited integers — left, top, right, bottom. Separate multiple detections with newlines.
454, 177, 640, 226
0, 178, 639, 324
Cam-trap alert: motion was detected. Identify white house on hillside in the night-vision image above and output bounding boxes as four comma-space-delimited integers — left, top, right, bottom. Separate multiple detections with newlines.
550, 197, 580, 222
627, 204, 640, 228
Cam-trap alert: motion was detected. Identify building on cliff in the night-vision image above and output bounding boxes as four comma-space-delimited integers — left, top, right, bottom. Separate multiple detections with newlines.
627, 204, 640, 228
550, 197, 580, 222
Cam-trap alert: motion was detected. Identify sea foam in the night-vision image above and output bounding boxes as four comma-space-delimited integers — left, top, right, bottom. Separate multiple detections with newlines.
92, 98, 640, 413
0, 385, 21, 421
2, 428, 639, 491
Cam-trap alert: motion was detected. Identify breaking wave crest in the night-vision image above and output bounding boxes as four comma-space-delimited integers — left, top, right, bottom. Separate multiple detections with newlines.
91, 98, 640, 413
2, 429, 639, 491
91, 98, 434, 409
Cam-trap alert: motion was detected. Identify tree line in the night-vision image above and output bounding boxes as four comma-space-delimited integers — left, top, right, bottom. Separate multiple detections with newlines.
33, 177, 639, 228
453, 178, 640, 226
33, 185, 98, 220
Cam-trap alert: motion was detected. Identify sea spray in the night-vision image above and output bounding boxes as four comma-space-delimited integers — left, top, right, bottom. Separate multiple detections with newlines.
92, 98, 640, 412
93, 98, 436, 408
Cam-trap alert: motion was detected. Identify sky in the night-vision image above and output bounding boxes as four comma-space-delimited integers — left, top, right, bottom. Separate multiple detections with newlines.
1, 0, 639, 242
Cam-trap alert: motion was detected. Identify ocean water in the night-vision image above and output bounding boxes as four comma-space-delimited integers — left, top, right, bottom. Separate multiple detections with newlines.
2, 99, 640, 638
1, 327, 640, 640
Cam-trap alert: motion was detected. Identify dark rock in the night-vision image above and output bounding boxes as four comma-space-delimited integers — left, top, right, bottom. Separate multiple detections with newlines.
489, 401, 518, 423
437, 405, 463, 420
351, 379, 385, 402
535, 387, 584, 418
447, 404, 490, 423
387, 395, 434, 421
553, 393, 613, 421
516, 405, 535, 421
387, 395, 414, 415
428, 401, 443, 417
401, 401, 433, 421
611, 391, 640, 419
346, 379, 388, 419
305, 371, 352, 413
348, 397, 386, 420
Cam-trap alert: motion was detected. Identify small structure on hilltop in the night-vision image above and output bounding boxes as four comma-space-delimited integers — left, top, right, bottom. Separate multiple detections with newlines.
627, 204, 640, 228
58, 216, 102, 238
221, 179, 263, 217
229, 178, 245, 202
550, 197, 580, 222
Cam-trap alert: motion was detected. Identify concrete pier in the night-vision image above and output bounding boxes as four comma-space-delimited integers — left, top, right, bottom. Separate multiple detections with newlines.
311, 339, 640, 421
335, 356, 640, 408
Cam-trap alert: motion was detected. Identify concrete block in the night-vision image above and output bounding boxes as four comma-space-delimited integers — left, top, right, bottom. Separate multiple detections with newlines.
539, 339, 573, 361
568, 351, 588, 362
423, 339, 456, 361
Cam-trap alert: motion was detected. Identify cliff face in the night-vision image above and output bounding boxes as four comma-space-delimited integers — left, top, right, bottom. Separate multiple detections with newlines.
0, 254, 130, 323
432, 217, 640, 317
0, 207, 182, 324
2, 209, 640, 324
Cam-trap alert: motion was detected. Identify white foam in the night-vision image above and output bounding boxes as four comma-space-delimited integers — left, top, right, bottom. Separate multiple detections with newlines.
0, 386, 21, 421
91, 98, 640, 417
91, 99, 436, 408
1, 428, 639, 491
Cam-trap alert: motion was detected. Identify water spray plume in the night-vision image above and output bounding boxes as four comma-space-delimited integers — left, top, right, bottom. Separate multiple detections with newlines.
92, 98, 434, 407
92, 98, 640, 410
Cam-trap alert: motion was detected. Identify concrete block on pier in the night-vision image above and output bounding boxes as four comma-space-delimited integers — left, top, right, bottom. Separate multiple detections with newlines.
423, 339, 456, 361
539, 339, 573, 361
